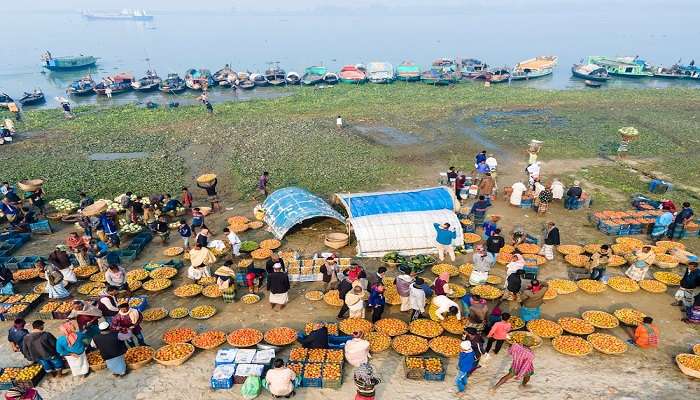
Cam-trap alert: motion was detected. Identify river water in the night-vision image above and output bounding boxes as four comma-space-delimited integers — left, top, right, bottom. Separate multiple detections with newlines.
1, 6, 699, 109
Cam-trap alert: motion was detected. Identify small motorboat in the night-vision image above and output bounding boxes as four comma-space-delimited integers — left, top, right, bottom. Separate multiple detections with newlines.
251, 73, 270, 87
159, 73, 186, 93
584, 80, 602, 88
94, 73, 134, 95
323, 72, 339, 85
265, 62, 287, 86
214, 65, 238, 86
367, 62, 395, 84
131, 71, 162, 92
475, 68, 511, 83
302, 66, 327, 86
395, 61, 421, 82
238, 79, 255, 90
285, 72, 301, 85
459, 58, 488, 79
571, 64, 610, 82
18, 89, 46, 106
421, 69, 458, 86
185, 69, 215, 91
67, 76, 96, 96
339, 65, 367, 84
652, 64, 687, 79
0, 92, 13, 109
511, 56, 558, 80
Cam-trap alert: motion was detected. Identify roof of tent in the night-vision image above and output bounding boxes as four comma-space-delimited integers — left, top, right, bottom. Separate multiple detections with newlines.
351, 210, 464, 257
262, 187, 346, 239
335, 186, 458, 218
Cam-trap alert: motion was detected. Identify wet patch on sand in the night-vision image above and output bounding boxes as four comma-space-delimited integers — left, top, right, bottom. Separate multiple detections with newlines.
474, 108, 568, 129
352, 125, 423, 146
88, 152, 150, 161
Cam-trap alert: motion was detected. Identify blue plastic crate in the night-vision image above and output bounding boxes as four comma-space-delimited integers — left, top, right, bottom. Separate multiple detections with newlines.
4, 257, 19, 270
424, 369, 446, 381
128, 295, 148, 312
18, 262, 35, 270
29, 220, 53, 234
301, 377, 322, 388
210, 376, 234, 390
106, 252, 121, 265
118, 249, 137, 262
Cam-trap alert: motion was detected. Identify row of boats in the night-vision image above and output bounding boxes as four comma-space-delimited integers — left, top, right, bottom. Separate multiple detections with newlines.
572, 56, 700, 85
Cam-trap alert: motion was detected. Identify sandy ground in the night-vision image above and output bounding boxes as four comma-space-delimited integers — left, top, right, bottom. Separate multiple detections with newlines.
2, 122, 699, 400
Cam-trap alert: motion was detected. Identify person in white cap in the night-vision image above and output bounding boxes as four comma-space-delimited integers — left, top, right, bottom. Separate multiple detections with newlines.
91, 320, 128, 376
455, 340, 476, 393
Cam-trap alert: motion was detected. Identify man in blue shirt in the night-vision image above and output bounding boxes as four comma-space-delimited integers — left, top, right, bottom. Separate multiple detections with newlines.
434, 222, 457, 262
475, 150, 487, 167
455, 340, 476, 393
668, 202, 694, 238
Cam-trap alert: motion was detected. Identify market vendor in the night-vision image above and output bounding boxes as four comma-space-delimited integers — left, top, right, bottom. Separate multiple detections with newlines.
433, 271, 453, 296
674, 262, 699, 311
300, 323, 329, 349
432, 294, 461, 321
0, 264, 15, 295
160, 194, 182, 213
626, 316, 659, 349
667, 202, 694, 239
105, 264, 128, 292
265, 359, 296, 399
214, 264, 237, 303
48, 245, 77, 283
469, 245, 495, 285
38, 260, 69, 299
539, 222, 560, 261
267, 262, 290, 310
112, 302, 146, 347
478, 173, 496, 199
433, 222, 457, 262
245, 264, 265, 294
89, 238, 110, 272
550, 178, 565, 201
469, 195, 492, 226
588, 245, 611, 281
66, 232, 89, 267
345, 331, 370, 367
187, 244, 216, 280
98, 212, 120, 248
625, 245, 655, 282
0, 197, 20, 227
154, 215, 170, 244
97, 286, 120, 324
651, 209, 674, 240
345, 285, 366, 319
519, 280, 549, 322
564, 181, 583, 210
68, 300, 102, 340
509, 181, 527, 206
320, 257, 340, 292
265, 253, 286, 274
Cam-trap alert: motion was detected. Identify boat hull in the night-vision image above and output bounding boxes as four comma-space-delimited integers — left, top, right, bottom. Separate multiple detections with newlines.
571, 68, 610, 82
396, 75, 421, 82
19, 96, 46, 106
510, 69, 553, 80
160, 86, 186, 94
67, 88, 95, 96
45, 62, 96, 71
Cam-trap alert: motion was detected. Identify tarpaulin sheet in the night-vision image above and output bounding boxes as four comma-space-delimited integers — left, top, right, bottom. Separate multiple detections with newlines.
336, 187, 457, 218
262, 187, 345, 239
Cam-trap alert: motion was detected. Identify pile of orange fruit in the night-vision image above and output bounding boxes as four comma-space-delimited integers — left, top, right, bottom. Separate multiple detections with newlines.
149, 267, 178, 280
142, 307, 167, 322
558, 317, 595, 335
323, 290, 344, 307
202, 285, 222, 298
251, 248, 273, 259
227, 328, 263, 347
581, 310, 619, 329
409, 319, 444, 338
374, 318, 409, 336
639, 279, 667, 293
429, 336, 461, 357
527, 319, 563, 338
12, 269, 40, 281
613, 308, 646, 326
653, 271, 681, 286
440, 316, 467, 335
87, 351, 105, 367
338, 318, 373, 335
470, 284, 503, 300
192, 331, 226, 349
143, 278, 172, 291
125, 346, 154, 364
173, 284, 203, 297
289, 348, 308, 361
552, 335, 593, 356
607, 276, 639, 293
154, 343, 194, 362
587, 333, 627, 355
307, 349, 326, 362
392, 334, 429, 356
264, 327, 297, 346
327, 349, 344, 363
162, 327, 197, 344
366, 332, 391, 353
424, 358, 443, 374
548, 279, 578, 295
576, 279, 607, 294
322, 363, 342, 380
303, 363, 322, 379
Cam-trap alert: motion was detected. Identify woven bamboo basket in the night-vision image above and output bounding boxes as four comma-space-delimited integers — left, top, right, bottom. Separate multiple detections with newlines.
154, 344, 195, 367
82, 200, 109, 217
675, 354, 700, 379
196, 174, 216, 186
126, 347, 155, 370
17, 179, 44, 192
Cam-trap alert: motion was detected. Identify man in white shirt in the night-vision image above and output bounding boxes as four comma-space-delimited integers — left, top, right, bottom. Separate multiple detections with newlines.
551, 178, 565, 200
336, 115, 343, 129
223, 227, 241, 257
485, 155, 498, 171
431, 295, 461, 321
0, 182, 9, 196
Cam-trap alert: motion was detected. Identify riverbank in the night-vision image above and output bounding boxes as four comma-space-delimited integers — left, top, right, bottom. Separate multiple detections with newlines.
3, 84, 700, 206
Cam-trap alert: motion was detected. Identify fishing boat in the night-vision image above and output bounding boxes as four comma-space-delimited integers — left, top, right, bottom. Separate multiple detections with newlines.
67, 76, 96, 96
0, 92, 14, 109
510, 56, 558, 80
131, 71, 161, 92
458, 58, 488, 79
420, 69, 457, 86
474, 68, 511, 83
285, 72, 301, 85
251, 73, 270, 87
395, 61, 421, 82
586, 56, 652, 78
265, 63, 287, 86
237, 77, 255, 90
18, 89, 46, 106
42, 52, 97, 71
323, 72, 339, 85
338, 65, 367, 84
651, 64, 688, 79
571, 64, 610, 82
94, 73, 134, 95
213, 65, 238, 87
432, 58, 456, 73
678, 63, 700, 80
159, 73, 186, 93
185, 69, 215, 91
584, 80, 602, 88
302, 66, 327, 86
367, 62, 395, 84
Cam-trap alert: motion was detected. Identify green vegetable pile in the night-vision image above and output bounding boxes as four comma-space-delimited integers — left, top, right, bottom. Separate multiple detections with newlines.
240, 241, 259, 253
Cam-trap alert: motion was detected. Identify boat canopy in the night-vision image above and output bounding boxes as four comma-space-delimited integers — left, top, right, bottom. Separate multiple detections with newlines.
262, 187, 345, 239
578, 64, 607, 75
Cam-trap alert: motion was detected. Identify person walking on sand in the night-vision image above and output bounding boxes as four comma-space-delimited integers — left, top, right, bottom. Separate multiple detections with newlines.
539, 222, 560, 261
485, 312, 512, 354
455, 340, 476, 395
433, 222, 457, 262
320, 257, 340, 292
491, 336, 536, 392
196, 177, 221, 213
336, 115, 343, 129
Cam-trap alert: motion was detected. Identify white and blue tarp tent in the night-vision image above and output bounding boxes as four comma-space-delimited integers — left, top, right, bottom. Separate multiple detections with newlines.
335, 187, 463, 257
262, 187, 346, 239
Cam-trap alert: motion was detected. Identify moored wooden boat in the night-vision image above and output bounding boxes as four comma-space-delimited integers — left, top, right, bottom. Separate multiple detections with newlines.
94, 73, 134, 95
339, 65, 367, 84
67, 76, 96, 96
42, 51, 97, 71
159, 73, 186, 93
571, 64, 610, 82
584, 80, 602, 88
0, 92, 14, 109
302, 66, 327, 86
421, 69, 458, 86
395, 61, 421, 82
651, 65, 687, 79
132, 71, 162, 92
214, 65, 238, 86
474, 68, 511, 83
511, 56, 558, 80
18, 89, 46, 106
265, 63, 287, 86
677, 63, 700, 80
323, 72, 339, 85
238, 79, 255, 90
251, 73, 270, 87
285, 72, 301, 85
432, 58, 456, 73
367, 62, 395, 84
185, 69, 215, 91
458, 58, 488, 79
587, 56, 653, 78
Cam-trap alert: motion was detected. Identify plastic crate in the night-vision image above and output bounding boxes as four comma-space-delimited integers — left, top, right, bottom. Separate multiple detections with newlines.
13, 367, 45, 389
424, 369, 446, 381
301, 377, 322, 388
118, 250, 137, 263
321, 362, 344, 389
128, 295, 148, 312
29, 220, 53, 234
3, 258, 19, 270
567, 267, 590, 281
210, 375, 234, 390
163, 259, 184, 269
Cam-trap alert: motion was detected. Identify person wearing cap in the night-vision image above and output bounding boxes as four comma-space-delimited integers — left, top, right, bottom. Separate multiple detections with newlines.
491, 335, 536, 392
215, 263, 237, 303
111, 302, 146, 347
267, 262, 290, 310
626, 245, 655, 282
433, 222, 457, 262
564, 181, 583, 210
47, 245, 77, 284
91, 320, 127, 376
344, 331, 370, 367
105, 264, 128, 292
455, 340, 476, 393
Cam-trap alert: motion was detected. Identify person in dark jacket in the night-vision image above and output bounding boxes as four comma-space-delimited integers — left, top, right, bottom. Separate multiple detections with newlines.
486, 228, 505, 258
366, 266, 387, 292
7, 318, 28, 353
154, 215, 170, 244
320, 257, 339, 292
267, 263, 290, 310
265, 254, 286, 274
21, 320, 64, 377
674, 262, 700, 310
300, 323, 329, 349
91, 321, 127, 376
48, 247, 72, 270
196, 178, 221, 213
507, 270, 525, 295
565, 181, 583, 210
540, 222, 560, 261
336, 273, 353, 319
368, 284, 386, 323
0, 265, 15, 295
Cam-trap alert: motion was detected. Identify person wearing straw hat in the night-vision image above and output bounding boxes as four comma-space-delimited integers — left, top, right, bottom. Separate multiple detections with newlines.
215, 263, 237, 303
455, 340, 476, 394
267, 262, 290, 310
491, 335, 536, 392
91, 320, 127, 377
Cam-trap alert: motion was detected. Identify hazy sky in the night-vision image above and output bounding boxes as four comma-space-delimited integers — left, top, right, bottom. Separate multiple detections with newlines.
5, 0, 686, 13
